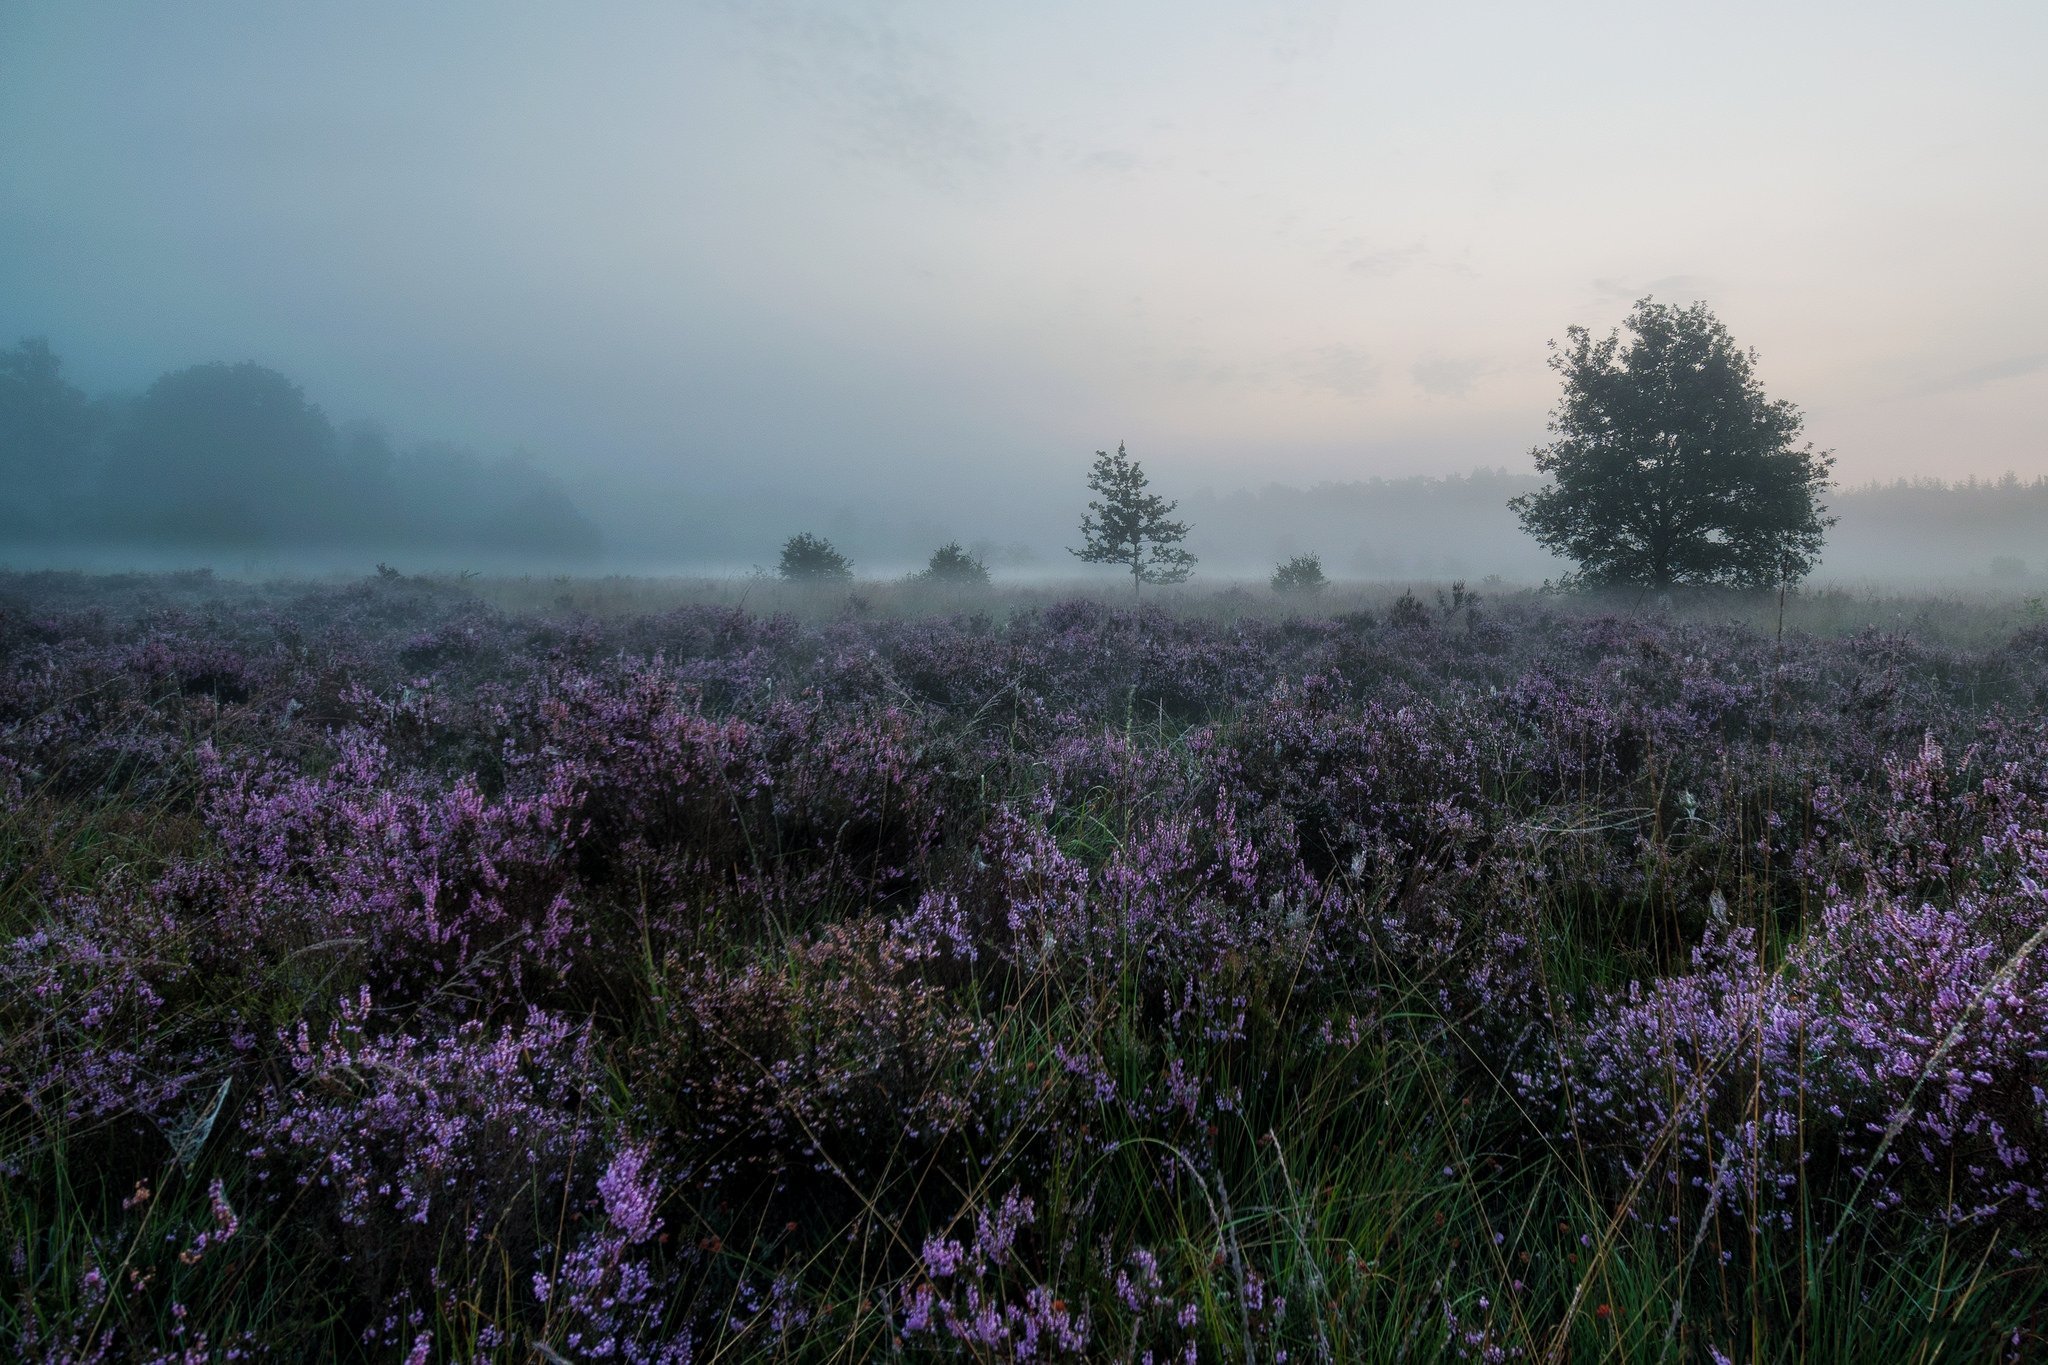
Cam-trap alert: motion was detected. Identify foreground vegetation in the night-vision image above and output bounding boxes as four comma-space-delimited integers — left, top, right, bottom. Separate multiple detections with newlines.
4, 570, 2048, 1361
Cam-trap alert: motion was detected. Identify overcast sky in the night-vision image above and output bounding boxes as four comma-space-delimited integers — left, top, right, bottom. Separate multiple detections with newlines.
3, 0, 2044, 509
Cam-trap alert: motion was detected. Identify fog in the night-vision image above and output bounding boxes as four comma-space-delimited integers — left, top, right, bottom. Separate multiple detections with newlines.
3, 2, 2045, 583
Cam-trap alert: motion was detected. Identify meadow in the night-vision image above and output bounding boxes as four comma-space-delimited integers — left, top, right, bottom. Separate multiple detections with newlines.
4, 568, 2048, 1362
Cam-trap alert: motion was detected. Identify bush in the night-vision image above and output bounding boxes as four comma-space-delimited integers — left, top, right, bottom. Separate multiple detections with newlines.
1269, 552, 1327, 595
917, 541, 991, 586
1387, 588, 1432, 627
778, 532, 854, 583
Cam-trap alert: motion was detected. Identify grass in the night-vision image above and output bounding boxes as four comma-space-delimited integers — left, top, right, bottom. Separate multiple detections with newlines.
422, 568, 2048, 642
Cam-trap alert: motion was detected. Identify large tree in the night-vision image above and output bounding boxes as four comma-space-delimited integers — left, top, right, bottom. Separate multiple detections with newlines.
1509, 298, 1834, 590
1070, 443, 1195, 593
101, 361, 339, 547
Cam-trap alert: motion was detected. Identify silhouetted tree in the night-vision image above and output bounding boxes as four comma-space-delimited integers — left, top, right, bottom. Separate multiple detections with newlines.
1509, 298, 1834, 589
0, 338, 95, 535
1070, 443, 1195, 593
101, 362, 337, 547
1270, 552, 1327, 595
779, 532, 854, 582
917, 541, 990, 586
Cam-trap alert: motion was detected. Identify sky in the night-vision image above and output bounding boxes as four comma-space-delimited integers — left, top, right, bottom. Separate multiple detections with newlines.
3, 0, 2045, 524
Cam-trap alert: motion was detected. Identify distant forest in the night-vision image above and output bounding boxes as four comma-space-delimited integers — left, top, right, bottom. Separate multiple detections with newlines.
0, 339, 600, 562
1824, 475, 2048, 580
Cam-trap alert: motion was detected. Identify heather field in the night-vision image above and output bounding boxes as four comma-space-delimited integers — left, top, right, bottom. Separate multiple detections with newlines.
8, 570, 2048, 1363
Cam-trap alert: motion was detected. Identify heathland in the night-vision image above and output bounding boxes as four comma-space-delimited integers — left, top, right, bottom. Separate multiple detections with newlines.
5, 570, 2048, 1361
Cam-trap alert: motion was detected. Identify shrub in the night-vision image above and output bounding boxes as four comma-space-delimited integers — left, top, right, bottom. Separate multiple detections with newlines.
1387, 588, 1432, 628
777, 532, 854, 583
1269, 552, 1328, 596
629, 920, 987, 1199
917, 541, 991, 586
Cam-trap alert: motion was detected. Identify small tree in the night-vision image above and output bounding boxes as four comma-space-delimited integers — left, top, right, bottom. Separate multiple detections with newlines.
1070, 443, 1195, 594
917, 541, 990, 586
778, 532, 854, 583
1509, 298, 1834, 590
1270, 552, 1327, 596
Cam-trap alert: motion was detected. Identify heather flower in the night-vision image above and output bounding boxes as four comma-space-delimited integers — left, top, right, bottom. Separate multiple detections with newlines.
245, 993, 603, 1294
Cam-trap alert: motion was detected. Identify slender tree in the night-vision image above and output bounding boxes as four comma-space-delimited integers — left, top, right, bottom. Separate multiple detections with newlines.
1509, 298, 1834, 590
1070, 443, 1195, 594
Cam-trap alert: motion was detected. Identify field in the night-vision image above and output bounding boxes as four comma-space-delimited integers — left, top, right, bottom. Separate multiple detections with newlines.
4, 569, 2048, 1362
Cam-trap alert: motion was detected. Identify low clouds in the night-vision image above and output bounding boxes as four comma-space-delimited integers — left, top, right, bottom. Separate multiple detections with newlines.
1410, 356, 1497, 398
1288, 344, 1379, 398
1346, 243, 1428, 278
1915, 352, 2048, 396
724, 2, 1008, 189
1071, 146, 1144, 180
1335, 239, 1474, 281
846, 86, 1009, 187
1148, 342, 1378, 400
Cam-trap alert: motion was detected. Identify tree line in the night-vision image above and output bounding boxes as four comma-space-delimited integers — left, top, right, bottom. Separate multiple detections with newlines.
28, 301, 1999, 588
0, 341, 600, 560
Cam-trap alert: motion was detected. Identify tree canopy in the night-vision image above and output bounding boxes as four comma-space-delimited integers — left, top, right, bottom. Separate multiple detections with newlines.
1070, 443, 1195, 592
1509, 298, 1834, 590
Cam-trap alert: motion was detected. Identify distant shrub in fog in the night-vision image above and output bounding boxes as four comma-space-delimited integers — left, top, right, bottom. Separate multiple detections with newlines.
1269, 551, 1327, 595
779, 531, 855, 582
917, 541, 990, 586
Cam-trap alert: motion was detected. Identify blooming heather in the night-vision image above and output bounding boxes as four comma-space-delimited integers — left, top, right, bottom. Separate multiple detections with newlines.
5, 569, 2048, 1357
